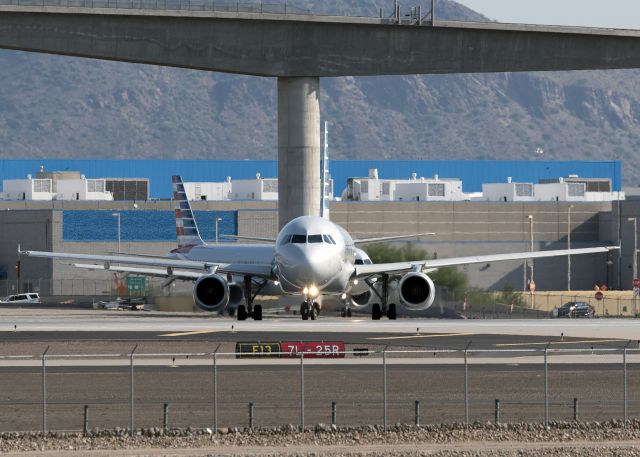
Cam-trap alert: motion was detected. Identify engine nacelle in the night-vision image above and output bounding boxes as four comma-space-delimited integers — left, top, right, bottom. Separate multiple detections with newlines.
398, 272, 435, 310
193, 274, 243, 312
349, 290, 372, 308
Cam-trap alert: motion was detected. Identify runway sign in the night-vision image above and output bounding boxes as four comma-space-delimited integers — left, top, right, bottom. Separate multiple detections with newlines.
235, 342, 280, 358
281, 341, 346, 358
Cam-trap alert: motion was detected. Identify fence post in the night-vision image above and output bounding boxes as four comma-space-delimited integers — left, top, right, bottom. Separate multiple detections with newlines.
83, 405, 90, 435
249, 402, 254, 428
213, 348, 219, 431
163, 403, 169, 432
299, 353, 305, 432
415, 400, 420, 427
464, 342, 471, 427
130, 344, 138, 436
573, 398, 578, 421
624, 342, 630, 426
494, 399, 500, 424
383, 349, 387, 431
42, 346, 50, 436
544, 343, 550, 428
331, 401, 337, 426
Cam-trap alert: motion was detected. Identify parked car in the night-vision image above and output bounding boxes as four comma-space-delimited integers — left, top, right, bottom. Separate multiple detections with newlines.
552, 301, 595, 318
0, 293, 41, 304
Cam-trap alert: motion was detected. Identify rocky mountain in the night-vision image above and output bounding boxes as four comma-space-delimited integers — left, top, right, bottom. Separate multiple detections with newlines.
0, 0, 639, 184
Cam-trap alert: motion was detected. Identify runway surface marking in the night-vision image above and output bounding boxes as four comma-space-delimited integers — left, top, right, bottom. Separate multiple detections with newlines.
159, 330, 220, 337
495, 338, 628, 347
367, 332, 470, 340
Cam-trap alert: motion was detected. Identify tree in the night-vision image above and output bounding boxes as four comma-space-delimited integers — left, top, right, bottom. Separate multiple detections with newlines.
364, 243, 468, 300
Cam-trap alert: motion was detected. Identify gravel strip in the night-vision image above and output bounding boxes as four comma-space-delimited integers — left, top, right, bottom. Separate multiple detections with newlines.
2, 421, 640, 456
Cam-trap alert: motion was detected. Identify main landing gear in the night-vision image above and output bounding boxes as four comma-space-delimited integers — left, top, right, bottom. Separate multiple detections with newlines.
236, 275, 265, 321
300, 300, 320, 320
367, 274, 397, 321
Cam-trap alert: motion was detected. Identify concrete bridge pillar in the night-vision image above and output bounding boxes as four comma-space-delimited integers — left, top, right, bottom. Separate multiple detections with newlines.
277, 77, 321, 229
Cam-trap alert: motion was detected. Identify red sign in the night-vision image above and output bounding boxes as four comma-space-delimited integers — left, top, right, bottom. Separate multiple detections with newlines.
281, 341, 346, 358
595, 291, 604, 301
633, 278, 640, 288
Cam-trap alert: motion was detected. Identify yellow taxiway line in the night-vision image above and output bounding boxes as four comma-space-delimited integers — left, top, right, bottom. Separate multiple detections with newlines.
494, 339, 627, 347
368, 333, 471, 340
160, 330, 219, 337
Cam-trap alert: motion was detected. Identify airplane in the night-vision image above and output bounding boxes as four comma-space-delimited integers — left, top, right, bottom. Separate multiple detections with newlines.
20, 176, 618, 321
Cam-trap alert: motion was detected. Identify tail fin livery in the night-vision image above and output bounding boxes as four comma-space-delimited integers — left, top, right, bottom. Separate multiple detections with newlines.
172, 175, 205, 249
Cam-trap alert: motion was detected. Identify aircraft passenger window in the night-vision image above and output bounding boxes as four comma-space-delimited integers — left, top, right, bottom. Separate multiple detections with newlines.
291, 234, 306, 244
308, 235, 323, 243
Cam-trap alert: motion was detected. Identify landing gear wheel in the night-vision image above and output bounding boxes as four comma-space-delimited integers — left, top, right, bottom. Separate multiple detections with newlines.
347, 308, 352, 318
341, 309, 346, 318
387, 303, 397, 320
372, 303, 382, 320
252, 304, 263, 321
237, 305, 248, 321
313, 302, 320, 316
309, 305, 318, 320
227, 306, 236, 318
300, 302, 309, 320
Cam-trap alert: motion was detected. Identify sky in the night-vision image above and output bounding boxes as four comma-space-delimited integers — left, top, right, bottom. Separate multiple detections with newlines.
454, 0, 640, 29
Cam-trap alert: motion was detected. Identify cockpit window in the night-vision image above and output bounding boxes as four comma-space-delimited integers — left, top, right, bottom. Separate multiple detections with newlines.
326, 234, 337, 245
308, 234, 323, 243
322, 234, 336, 245
355, 259, 364, 265
278, 234, 292, 246
291, 234, 306, 244
364, 259, 373, 264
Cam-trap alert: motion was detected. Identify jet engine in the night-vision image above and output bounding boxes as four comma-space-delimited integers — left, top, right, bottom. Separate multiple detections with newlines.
349, 290, 372, 308
193, 273, 243, 312
398, 272, 435, 310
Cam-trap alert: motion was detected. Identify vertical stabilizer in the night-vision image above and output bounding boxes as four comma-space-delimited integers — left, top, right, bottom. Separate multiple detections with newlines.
172, 176, 205, 249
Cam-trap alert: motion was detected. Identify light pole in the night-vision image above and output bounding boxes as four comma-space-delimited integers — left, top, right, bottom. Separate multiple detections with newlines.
528, 214, 534, 308
567, 205, 574, 291
628, 217, 637, 316
111, 212, 121, 255
528, 214, 534, 281
215, 217, 222, 244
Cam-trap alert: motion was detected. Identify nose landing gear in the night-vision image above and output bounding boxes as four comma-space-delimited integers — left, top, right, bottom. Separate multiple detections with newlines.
300, 300, 320, 320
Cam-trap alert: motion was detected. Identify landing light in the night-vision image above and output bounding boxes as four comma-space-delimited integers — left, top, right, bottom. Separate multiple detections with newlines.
353, 279, 359, 285
309, 285, 319, 298
341, 293, 347, 300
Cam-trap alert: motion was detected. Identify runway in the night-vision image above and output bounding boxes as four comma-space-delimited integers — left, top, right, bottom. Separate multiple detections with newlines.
1, 309, 640, 342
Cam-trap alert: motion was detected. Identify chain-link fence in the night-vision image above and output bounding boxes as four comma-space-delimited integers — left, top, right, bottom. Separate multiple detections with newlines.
0, 277, 193, 301
0, 0, 314, 15
0, 347, 638, 433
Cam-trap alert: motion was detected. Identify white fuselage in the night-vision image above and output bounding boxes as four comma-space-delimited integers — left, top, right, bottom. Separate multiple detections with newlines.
172, 216, 360, 298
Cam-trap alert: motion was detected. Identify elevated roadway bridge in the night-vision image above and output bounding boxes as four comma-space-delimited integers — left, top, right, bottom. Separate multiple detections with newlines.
1, 2, 640, 225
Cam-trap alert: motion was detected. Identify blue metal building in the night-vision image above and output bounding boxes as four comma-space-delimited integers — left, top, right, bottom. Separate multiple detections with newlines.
0, 159, 622, 198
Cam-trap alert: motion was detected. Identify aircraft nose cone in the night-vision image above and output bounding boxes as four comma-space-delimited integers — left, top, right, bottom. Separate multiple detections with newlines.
298, 248, 340, 286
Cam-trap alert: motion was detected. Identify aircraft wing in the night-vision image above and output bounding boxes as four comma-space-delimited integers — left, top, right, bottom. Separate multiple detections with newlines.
20, 249, 274, 279
353, 233, 435, 245
73, 263, 203, 280
354, 246, 618, 277
221, 235, 276, 243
